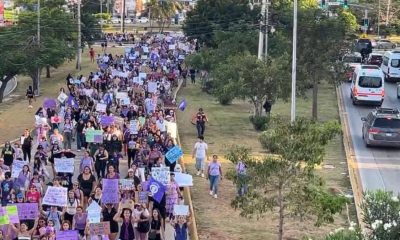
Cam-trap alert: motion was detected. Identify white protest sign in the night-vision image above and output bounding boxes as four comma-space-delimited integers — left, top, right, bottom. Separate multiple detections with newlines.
165, 121, 177, 139
139, 168, 146, 182
86, 201, 101, 223
174, 172, 193, 187
57, 92, 68, 103
121, 97, 130, 106
147, 81, 157, 93
116, 92, 128, 100
129, 120, 139, 134
151, 167, 170, 186
142, 46, 149, 53
138, 72, 147, 80
54, 158, 74, 173
11, 160, 28, 178
42, 186, 68, 207
96, 103, 107, 112
173, 205, 189, 216
169, 44, 176, 50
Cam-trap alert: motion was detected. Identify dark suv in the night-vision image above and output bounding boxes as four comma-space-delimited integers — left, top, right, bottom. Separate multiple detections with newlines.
361, 108, 400, 147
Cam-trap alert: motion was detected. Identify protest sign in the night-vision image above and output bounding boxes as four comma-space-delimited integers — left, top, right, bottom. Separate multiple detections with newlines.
42, 186, 68, 207
50, 116, 62, 124
138, 72, 147, 80
169, 44, 176, 50
85, 129, 103, 143
120, 97, 130, 106
5, 205, 19, 224
116, 92, 128, 100
0, 207, 9, 225
56, 230, 79, 240
114, 117, 124, 127
54, 158, 74, 173
96, 103, 107, 112
148, 81, 158, 93
89, 222, 111, 235
119, 179, 135, 191
138, 167, 146, 182
165, 146, 183, 164
148, 177, 166, 203
173, 205, 189, 216
129, 120, 139, 134
142, 46, 149, 53
57, 92, 68, 103
151, 167, 170, 186
87, 201, 102, 223
136, 191, 148, 204
173, 172, 193, 187
101, 179, 119, 203
165, 121, 177, 139
100, 116, 114, 126
11, 160, 27, 178
43, 98, 57, 109
17, 203, 38, 220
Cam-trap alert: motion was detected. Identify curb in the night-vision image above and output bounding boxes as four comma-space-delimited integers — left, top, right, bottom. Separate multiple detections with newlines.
336, 86, 365, 228
174, 78, 200, 240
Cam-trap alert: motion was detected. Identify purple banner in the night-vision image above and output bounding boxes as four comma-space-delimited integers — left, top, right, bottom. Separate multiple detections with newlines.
43, 98, 57, 109
148, 177, 166, 203
56, 230, 79, 240
101, 179, 119, 204
17, 203, 39, 220
100, 116, 114, 126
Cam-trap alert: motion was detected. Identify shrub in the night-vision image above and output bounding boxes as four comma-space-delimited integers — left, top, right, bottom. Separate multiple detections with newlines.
249, 115, 269, 131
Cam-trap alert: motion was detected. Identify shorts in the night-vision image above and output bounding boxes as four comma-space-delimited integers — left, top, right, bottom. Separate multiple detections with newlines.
195, 157, 205, 171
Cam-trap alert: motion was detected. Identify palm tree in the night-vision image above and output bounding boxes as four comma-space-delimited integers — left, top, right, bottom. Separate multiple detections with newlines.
146, 0, 182, 33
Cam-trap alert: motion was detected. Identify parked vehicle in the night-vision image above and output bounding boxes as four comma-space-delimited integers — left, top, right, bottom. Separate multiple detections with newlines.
376, 39, 396, 49
368, 53, 383, 66
110, 17, 120, 24
381, 51, 400, 82
361, 108, 400, 147
350, 65, 384, 106
137, 17, 149, 24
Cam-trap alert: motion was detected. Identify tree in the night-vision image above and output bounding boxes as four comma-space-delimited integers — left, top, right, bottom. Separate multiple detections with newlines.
147, 0, 182, 33
183, 0, 259, 46
226, 118, 347, 240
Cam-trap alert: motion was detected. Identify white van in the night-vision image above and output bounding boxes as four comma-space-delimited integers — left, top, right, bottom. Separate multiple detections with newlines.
350, 65, 385, 106
381, 51, 400, 82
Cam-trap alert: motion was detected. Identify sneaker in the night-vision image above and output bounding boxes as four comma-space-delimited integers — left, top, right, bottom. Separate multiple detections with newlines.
214, 194, 218, 199
77, 149, 81, 152
196, 171, 201, 176
201, 173, 205, 178
28, 105, 33, 108
209, 190, 213, 196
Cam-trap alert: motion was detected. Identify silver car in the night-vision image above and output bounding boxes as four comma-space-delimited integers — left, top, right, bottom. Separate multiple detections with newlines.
361, 108, 400, 147
376, 39, 396, 49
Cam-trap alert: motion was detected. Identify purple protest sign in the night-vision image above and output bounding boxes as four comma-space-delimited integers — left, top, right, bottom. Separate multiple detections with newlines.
100, 116, 114, 127
43, 98, 57, 109
17, 203, 39, 220
56, 230, 79, 240
101, 179, 119, 204
99, 63, 108, 70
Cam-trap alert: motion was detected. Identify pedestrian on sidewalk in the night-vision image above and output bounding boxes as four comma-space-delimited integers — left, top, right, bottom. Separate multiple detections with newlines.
191, 136, 208, 178
89, 47, 95, 62
192, 108, 208, 138
26, 86, 35, 108
21, 129, 33, 163
207, 155, 223, 199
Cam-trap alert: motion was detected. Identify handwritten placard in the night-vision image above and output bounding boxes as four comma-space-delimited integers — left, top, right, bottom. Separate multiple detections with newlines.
42, 186, 68, 207
119, 179, 135, 191
85, 129, 103, 143
17, 203, 39, 220
57, 92, 68, 103
173, 172, 193, 187
50, 116, 62, 124
54, 158, 75, 173
56, 230, 79, 240
165, 146, 183, 164
129, 120, 139, 134
0, 208, 9, 225
147, 81, 157, 93
96, 103, 107, 112
151, 167, 170, 186
100, 116, 114, 126
11, 160, 28, 178
89, 222, 111, 235
101, 179, 119, 204
87, 201, 102, 224
173, 205, 189, 216
5, 205, 19, 224
116, 92, 128, 100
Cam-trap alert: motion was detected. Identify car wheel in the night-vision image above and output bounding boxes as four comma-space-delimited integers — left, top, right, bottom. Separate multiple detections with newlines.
393, 44, 396, 49
352, 98, 357, 105
365, 139, 371, 148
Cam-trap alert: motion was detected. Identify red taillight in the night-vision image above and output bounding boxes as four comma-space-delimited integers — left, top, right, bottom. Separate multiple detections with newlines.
381, 89, 385, 97
369, 128, 380, 134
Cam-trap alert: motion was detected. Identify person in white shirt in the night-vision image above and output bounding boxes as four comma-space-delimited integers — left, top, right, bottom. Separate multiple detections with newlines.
191, 136, 208, 178
156, 116, 166, 134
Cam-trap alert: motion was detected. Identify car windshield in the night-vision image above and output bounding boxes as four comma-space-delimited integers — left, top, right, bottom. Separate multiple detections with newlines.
391, 59, 400, 68
373, 118, 400, 128
358, 76, 382, 88
343, 56, 362, 63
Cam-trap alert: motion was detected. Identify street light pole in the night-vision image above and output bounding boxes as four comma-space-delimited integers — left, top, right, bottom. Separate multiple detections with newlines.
36, 0, 40, 96
290, 0, 297, 122
386, 0, 390, 25
257, 0, 266, 60
100, 0, 103, 32
76, 0, 81, 70
121, 0, 126, 32
264, 0, 269, 59
378, 0, 380, 36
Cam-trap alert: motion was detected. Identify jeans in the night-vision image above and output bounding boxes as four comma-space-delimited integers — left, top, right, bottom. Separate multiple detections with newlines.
195, 157, 205, 171
209, 175, 220, 194
64, 132, 72, 150
77, 132, 85, 149
196, 122, 205, 137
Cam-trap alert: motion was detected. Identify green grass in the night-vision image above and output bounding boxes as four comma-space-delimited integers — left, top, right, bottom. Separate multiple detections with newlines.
176, 81, 354, 240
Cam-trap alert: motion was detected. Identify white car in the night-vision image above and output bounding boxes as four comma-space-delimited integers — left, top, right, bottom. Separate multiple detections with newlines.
110, 18, 120, 24
137, 17, 149, 24
124, 18, 132, 24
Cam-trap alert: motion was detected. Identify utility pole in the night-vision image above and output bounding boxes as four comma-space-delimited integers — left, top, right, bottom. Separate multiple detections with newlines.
378, 0, 380, 36
264, 0, 269, 59
36, 0, 40, 96
363, 9, 368, 35
100, 0, 103, 32
290, 0, 297, 122
257, 0, 266, 60
386, 0, 390, 25
121, 0, 126, 32
76, 0, 81, 70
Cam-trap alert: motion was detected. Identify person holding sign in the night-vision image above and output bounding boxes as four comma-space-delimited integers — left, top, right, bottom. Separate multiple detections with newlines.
113, 203, 135, 240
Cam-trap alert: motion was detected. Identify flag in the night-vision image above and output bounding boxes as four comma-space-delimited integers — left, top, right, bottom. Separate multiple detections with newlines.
148, 177, 166, 203
178, 99, 187, 111
67, 95, 78, 109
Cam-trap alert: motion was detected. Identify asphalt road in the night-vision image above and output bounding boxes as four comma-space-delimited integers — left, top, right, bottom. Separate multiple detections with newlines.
340, 82, 400, 193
